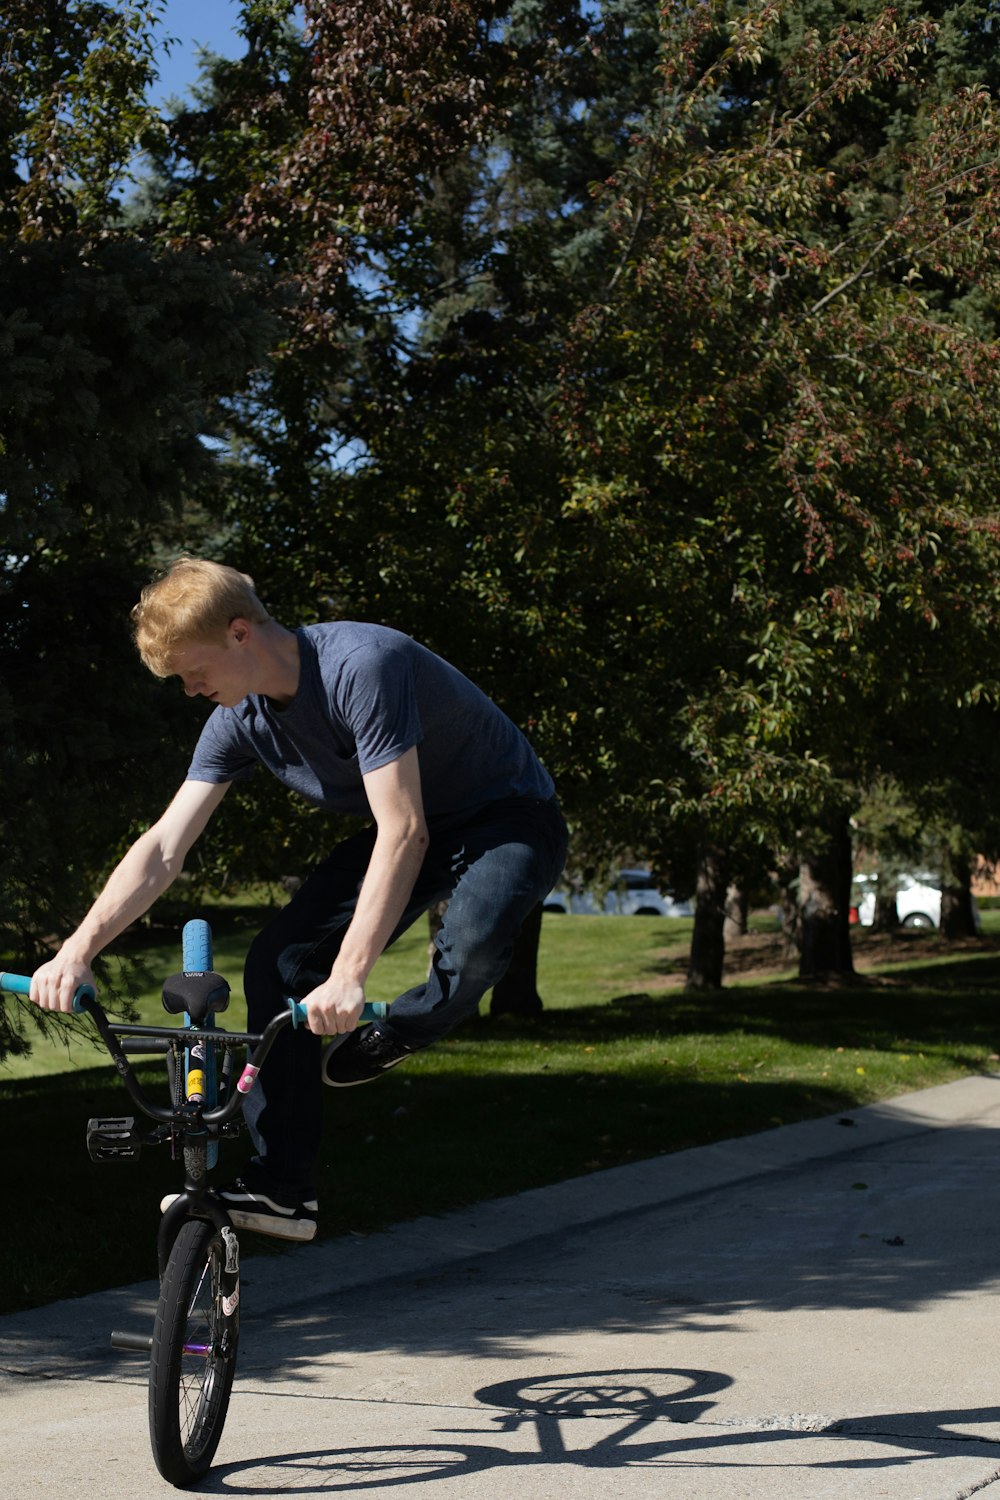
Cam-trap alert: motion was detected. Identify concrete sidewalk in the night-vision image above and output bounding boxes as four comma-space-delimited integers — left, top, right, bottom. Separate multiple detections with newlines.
5, 1075, 1000, 1498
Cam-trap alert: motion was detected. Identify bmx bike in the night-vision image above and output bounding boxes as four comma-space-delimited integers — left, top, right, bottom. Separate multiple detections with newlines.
1, 918, 385, 1488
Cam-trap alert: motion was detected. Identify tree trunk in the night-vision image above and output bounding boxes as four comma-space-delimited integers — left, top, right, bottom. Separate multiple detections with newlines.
723, 883, 748, 943
490, 900, 545, 1017
686, 842, 730, 990
777, 857, 801, 956
940, 852, 978, 939
798, 813, 855, 980
872, 893, 899, 932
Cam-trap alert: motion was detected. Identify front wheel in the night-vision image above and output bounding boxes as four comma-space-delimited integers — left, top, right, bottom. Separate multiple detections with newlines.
149, 1218, 239, 1486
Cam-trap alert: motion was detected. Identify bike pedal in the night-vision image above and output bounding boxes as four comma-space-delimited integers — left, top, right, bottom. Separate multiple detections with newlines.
86, 1116, 142, 1162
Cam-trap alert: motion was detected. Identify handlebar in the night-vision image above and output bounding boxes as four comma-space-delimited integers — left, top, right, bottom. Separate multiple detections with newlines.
0, 971, 95, 1010
1, 974, 390, 1130
0, 972, 295, 1130
2, 973, 388, 1029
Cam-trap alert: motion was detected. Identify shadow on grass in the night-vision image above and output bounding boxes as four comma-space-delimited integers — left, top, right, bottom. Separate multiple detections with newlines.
857, 946, 1000, 989
645, 928, 1000, 990
4, 963, 1000, 1317
0, 1047, 861, 1317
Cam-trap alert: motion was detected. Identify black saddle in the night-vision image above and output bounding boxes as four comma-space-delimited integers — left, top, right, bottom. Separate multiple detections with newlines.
161, 971, 231, 1023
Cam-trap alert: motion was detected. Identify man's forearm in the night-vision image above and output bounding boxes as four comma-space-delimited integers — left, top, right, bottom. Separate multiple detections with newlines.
331, 824, 428, 985
60, 829, 183, 964
32, 780, 228, 1013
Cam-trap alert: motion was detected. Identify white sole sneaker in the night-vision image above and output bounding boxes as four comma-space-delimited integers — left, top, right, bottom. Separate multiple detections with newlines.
160, 1186, 318, 1242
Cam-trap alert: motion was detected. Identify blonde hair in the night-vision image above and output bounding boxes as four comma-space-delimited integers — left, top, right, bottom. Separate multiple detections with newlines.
132, 556, 271, 677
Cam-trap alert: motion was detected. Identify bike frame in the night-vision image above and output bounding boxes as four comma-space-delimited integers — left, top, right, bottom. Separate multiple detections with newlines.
1, 942, 387, 1486
0, 974, 383, 1266
0, 971, 293, 1274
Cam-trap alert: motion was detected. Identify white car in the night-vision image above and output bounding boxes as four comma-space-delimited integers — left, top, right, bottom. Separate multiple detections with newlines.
542, 886, 600, 915
604, 868, 693, 918
853, 872, 956, 930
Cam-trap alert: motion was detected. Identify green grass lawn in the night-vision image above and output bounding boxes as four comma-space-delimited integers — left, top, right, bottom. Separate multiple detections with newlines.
3, 905, 1000, 1315
1, 906, 701, 1078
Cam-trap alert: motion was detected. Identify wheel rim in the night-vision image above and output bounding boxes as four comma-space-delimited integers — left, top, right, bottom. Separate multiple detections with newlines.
178, 1241, 232, 1461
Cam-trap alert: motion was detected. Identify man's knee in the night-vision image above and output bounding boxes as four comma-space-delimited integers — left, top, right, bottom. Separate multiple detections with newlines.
433, 925, 514, 998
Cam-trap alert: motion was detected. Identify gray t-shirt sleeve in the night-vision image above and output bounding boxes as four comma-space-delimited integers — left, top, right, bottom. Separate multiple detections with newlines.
338, 639, 424, 774
187, 709, 257, 784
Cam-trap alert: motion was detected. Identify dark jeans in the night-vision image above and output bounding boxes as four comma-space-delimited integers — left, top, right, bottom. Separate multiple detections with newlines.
242, 796, 568, 1194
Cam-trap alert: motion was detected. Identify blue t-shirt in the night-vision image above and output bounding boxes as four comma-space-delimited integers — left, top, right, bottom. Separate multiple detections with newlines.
186, 623, 554, 818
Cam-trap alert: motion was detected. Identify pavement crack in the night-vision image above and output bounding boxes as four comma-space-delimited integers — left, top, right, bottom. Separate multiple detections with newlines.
955, 1466, 1000, 1498
839, 1424, 1000, 1453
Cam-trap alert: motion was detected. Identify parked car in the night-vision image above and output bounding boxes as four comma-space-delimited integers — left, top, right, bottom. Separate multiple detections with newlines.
851, 871, 978, 930
542, 885, 600, 915
604, 868, 693, 918
544, 868, 692, 917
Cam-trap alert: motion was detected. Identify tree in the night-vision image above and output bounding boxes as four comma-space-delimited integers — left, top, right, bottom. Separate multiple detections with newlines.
553, 1, 1000, 980
854, 701, 1000, 939
0, 2, 277, 1058
138, 2, 671, 1011
128, 1, 1000, 1007
1, 0, 162, 237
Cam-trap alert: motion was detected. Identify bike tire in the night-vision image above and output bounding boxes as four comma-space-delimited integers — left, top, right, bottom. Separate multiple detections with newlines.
149, 1217, 239, 1486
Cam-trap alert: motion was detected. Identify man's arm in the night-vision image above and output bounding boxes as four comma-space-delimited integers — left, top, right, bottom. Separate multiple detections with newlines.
302, 746, 428, 1036
30, 779, 231, 1013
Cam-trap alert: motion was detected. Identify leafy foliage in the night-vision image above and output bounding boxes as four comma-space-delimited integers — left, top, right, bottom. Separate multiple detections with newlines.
553, 2, 1000, 880
139, 0, 1000, 935
0, 3, 277, 1057
5, 1, 1000, 1041
0, 0, 164, 236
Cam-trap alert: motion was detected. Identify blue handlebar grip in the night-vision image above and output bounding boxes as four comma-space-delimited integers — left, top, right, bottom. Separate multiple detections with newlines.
0, 973, 95, 1010
0, 972, 31, 996
71, 985, 97, 1013
287, 998, 388, 1028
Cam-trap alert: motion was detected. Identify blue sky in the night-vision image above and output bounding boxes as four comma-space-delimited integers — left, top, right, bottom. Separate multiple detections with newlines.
152, 0, 246, 103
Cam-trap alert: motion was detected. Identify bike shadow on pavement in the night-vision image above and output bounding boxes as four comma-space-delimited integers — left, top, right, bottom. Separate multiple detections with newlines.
192, 1368, 1000, 1495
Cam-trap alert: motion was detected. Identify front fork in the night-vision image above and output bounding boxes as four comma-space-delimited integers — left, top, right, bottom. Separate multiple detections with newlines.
157, 1150, 240, 1355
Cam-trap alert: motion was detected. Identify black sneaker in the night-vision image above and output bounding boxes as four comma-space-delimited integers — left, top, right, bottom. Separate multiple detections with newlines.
160, 1174, 318, 1243
321, 1023, 413, 1087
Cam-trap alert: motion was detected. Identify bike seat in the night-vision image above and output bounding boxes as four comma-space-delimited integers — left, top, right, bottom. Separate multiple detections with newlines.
162, 971, 231, 1022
